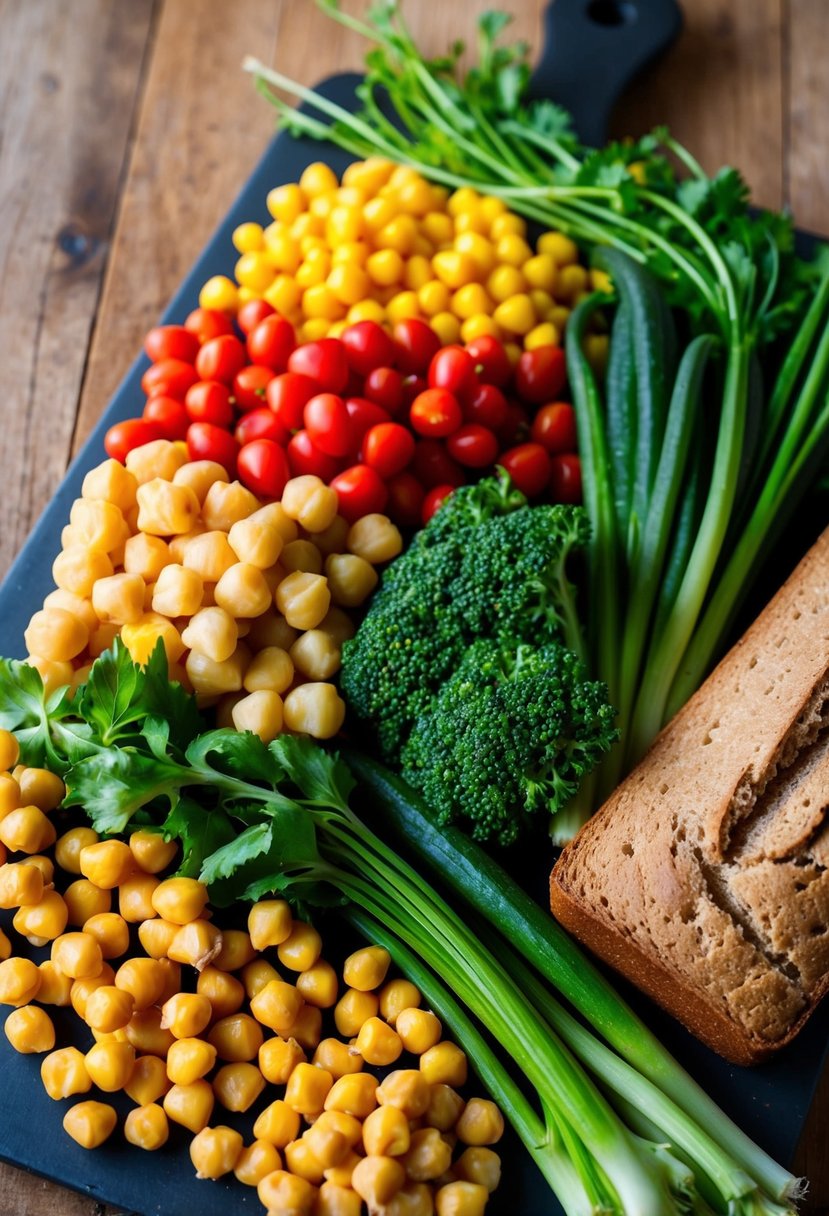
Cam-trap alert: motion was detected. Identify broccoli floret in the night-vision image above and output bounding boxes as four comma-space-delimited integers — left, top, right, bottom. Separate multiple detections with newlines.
400, 639, 618, 846
450, 505, 590, 656
420, 469, 527, 547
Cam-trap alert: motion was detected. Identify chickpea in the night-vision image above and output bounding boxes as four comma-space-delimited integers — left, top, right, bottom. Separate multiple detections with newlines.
151, 876, 208, 924
283, 683, 345, 739
128, 829, 177, 874
202, 480, 259, 531
0, 957, 41, 1006
324, 553, 378, 607
208, 1012, 264, 1062
123, 533, 173, 582
36, 961, 73, 1007
91, 573, 145, 625
227, 513, 284, 569
214, 562, 272, 618
363, 1104, 411, 1157
250, 979, 303, 1035
160, 992, 213, 1040
182, 531, 238, 581
24, 608, 88, 662
173, 460, 229, 504
275, 571, 330, 630
152, 563, 204, 617
324, 1072, 379, 1119
84, 985, 135, 1033
163, 1079, 215, 1134
55, 826, 99, 875
404, 1127, 453, 1183
318, 606, 355, 646
167, 1037, 217, 1085
307, 514, 349, 557
41, 1046, 92, 1099
334, 988, 379, 1037
282, 475, 339, 533
234, 1139, 282, 1187
137, 917, 179, 960
212, 1061, 265, 1112
256, 1169, 316, 1215
125, 1055, 171, 1106
290, 630, 341, 680
247, 899, 292, 951
297, 959, 338, 1009
397, 1007, 442, 1054
167, 919, 222, 970
435, 1181, 490, 1216
455, 1146, 502, 1192
258, 1035, 306, 1086
189, 1124, 244, 1180
5, 1005, 55, 1054
79, 839, 134, 889
119, 872, 160, 923
186, 643, 250, 697
62, 1100, 117, 1150
243, 646, 294, 694
0, 804, 56, 854
52, 932, 104, 980
124, 1102, 169, 1151
281, 538, 323, 575
231, 690, 283, 742
85, 1039, 135, 1092
421, 1041, 468, 1087
197, 966, 246, 1020
284, 1137, 326, 1185
212, 929, 256, 972
12, 889, 68, 941
63, 878, 111, 926
82, 458, 138, 513
126, 439, 187, 485
347, 514, 403, 564
124, 1006, 176, 1058
352, 1155, 407, 1207
376, 1069, 431, 1119
246, 609, 298, 652
343, 945, 390, 992
253, 1099, 301, 1148
0, 861, 44, 909
285, 1061, 333, 1118
115, 958, 166, 1011
136, 479, 199, 536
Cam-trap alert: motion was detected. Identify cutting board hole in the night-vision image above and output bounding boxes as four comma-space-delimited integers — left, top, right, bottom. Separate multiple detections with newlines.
587, 0, 638, 25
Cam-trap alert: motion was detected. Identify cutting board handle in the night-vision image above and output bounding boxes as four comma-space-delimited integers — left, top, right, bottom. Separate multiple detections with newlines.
529, 0, 682, 145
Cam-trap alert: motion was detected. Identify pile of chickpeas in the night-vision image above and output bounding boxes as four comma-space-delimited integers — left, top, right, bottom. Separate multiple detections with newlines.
23, 443, 403, 742
0, 731, 503, 1214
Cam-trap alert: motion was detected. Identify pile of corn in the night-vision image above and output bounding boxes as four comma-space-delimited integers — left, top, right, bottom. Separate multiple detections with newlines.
23, 442, 403, 741
0, 735, 502, 1215
200, 158, 604, 362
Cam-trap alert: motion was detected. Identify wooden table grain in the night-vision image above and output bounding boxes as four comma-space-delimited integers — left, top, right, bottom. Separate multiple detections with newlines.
0, 0, 826, 1212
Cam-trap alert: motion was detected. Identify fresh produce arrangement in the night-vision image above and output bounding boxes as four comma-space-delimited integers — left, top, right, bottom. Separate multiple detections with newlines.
0, 3, 827, 1215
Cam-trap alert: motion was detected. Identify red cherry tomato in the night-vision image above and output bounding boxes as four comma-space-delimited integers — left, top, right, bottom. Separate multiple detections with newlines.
499, 442, 551, 497
364, 367, 404, 415
235, 407, 290, 449
393, 319, 441, 375
144, 325, 200, 365
329, 464, 388, 524
234, 365, 275, 412
185, 380, 234, 427
237, 439, 290, 499
410, 388, 463, 439
515, 345, 567, 404
266, 372, 318, 432
104, 418, 164, 464
530, 401, 578, 454
141, 358, 199, 401
237, 299, 275, 336
362, 423, 416, 479
447, 424, 499, 469
341, 321, 395, 377
422, 484, 455, 524
186, 422, 238, 472
195, 335, 247, 385
497, 401, 531, 446
401, 375, 428, 408
345, 397, 392, 453
184, 308, 234, 344
428, 345, 478, 400
465, 334, 511, 387
549, 453, 583, 503
303, 393, 351, 458
246, 315, 296, 372
288, 338, 349, 393
287, 430, 342, 481
142, 395, 189, 441
386, 472, 426, 527
464, 383, 508, 431
412, 440, 466, 489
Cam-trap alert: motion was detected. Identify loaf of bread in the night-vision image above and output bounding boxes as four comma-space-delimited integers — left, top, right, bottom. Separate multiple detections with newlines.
550, 528, 829, 1065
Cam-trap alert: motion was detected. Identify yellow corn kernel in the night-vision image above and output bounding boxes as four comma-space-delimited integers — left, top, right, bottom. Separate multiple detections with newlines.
151, 876, 208, 925
420, 1040, 468, 1087
122, 1101, 169, 1152
63, 879, 111, 927
257, 1169, 317, 1214
213, 1061, 265, 1112
159, 992, 212, 1041
41, 1045, 92, 1099
0, 861, 44, 909
79, 839, 134, 889
166, 1037, 217, 1086
312, 1037, 362, 1080
190, 1124, 244, 1179
379, 978, 421, 1025
284, 1061, 333, 1118
167, 918, 222, 971
0, 804, 56, 853
403, 1127, 453, 1184
63, 1100, 117, 1149
256, 1030, 304, 1084
36, 961, 72, 1007
283, 682, 345, 740
343, 946, 390, 993
123, 1006, 175, 1057
352, 1155, 406, 1207
322, 1072, 376, 1121
115, 958, 166, 1011
125, 1054, 171, 1106
296, 959, 338, 1010
85, 1038, 135, 1091
118, 872, 160, 924
82, 458, 138, 512
55, 826, 98, 875
52, 931, 103, 980
137, 917, 179, 960
24, 608, 88, 662
250, 1099, 299, 1152
162, 1078, 215, 1133
5, 1004, 55, 1053
120, 614, 185, 667
12, 890, 68, 941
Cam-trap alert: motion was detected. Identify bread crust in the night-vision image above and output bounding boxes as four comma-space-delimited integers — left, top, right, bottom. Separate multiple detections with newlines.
550, 527, 829, 1065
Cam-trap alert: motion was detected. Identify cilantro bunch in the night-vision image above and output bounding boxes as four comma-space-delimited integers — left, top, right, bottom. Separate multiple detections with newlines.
0, 644, 801, 1215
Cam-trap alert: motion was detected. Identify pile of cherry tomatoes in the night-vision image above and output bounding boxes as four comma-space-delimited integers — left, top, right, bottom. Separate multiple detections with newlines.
106, 301, 581, 527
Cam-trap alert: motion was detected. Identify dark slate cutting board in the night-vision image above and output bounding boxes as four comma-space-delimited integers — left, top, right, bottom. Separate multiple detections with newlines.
0, 4, 827, 1213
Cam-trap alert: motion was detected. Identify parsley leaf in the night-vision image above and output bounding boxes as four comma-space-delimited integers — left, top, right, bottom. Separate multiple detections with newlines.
185, 729, 278, 786
269, 736, 355, 812
162, 798, 236, 879
65, 749, 184, 836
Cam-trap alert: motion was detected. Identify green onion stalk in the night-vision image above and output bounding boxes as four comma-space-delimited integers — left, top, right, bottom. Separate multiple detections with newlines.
243, 1, 829, 819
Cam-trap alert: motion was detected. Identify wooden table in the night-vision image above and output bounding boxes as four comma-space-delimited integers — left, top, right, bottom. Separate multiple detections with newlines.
0, 0, 826, 1211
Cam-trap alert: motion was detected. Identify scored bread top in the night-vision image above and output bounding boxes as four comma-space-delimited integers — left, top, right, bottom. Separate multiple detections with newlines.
551, 527, 829, 1063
